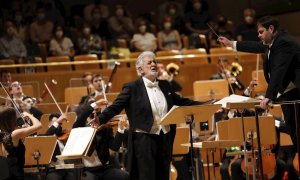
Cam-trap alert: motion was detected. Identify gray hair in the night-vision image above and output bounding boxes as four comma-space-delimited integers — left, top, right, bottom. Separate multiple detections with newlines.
135, 51, 156, 76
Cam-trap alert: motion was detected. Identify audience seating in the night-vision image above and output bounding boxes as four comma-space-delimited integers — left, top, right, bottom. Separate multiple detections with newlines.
181, 48, 209, 65
209, 47, 235, 64
46, 56, 72, 72
73, 54, 100, 70
156, 50, 181, 65
0, 59, 17, 73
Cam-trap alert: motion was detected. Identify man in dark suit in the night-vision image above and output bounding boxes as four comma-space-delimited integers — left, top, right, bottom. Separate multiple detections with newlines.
89, 51, 202, 180
219, 16, 300, 179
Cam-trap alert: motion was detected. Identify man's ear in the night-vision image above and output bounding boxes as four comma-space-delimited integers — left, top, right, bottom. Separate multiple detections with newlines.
269, 25, 275, 34
138, 66, 143, 75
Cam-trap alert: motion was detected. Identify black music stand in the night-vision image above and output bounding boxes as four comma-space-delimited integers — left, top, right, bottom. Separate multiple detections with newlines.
159, 104, 221, 180
24, 136, 57, 178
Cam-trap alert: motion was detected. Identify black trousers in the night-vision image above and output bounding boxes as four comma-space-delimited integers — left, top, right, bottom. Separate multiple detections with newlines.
131, 131, 173, 180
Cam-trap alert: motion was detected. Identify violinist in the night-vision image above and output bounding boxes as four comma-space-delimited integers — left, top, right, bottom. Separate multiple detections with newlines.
22, 96, 43, 120
78, 74, 104, 106
209, 58, 245, 94
0, 106, 42, 180
44, 113, 76, 180
73, 97, 129, 180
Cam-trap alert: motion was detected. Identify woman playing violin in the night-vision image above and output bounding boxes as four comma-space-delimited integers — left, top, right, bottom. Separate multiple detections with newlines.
0, 106, 42, 180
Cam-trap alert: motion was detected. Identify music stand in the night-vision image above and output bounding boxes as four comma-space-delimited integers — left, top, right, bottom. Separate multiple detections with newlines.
24, 136, 57, 178
160, 104, 221, 180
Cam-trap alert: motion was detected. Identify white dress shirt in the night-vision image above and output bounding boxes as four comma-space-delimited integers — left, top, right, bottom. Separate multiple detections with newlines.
142, 77, 170, 135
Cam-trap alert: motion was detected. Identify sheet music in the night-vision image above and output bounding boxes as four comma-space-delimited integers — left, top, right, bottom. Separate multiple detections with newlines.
214, 94, 257, 108
61, 127, 96, 156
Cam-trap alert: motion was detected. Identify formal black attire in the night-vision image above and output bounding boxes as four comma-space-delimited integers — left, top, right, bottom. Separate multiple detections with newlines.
73, 104, 129, 180
1, 132, 25, 180
236, 30, 300, 179
98, 77, 201, 180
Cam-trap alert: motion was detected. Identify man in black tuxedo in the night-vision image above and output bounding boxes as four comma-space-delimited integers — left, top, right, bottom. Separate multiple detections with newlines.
219, 16, 300, 179
90, 51, 202, 180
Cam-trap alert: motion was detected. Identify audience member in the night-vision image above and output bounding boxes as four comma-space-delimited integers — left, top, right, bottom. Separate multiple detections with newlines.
0, 20, 27, 60
185, 0, 210, 48
84, 0, 110, 23
90, 6, 111, 41
235, 8, 259, 41
131, 19, 157, 52
157, 16, 182, 50
77, 22, 104, 55
210, 15, 233, 48
49, 24, 75, 56
157, 0, 185, 33
108, 4, 134, 43
29, 7, 54, 44
11, 10, 30, 44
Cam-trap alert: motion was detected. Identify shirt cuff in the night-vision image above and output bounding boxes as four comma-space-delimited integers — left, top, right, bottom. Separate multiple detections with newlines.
90, 102, 97, 109
233, 41, 237, 51
52, 121, 59, 128
117, 127, 125, 134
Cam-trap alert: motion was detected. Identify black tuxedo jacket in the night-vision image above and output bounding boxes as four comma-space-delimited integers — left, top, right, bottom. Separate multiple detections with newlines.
98, 77, 201, 132
236, 30, 300, 101
98, 77, 201, 173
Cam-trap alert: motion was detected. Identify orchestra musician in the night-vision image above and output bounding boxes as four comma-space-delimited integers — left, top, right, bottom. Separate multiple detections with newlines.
218, 16, 300, 179
44, 112, 76, 180
73, 97, 129, 180
157, 62, 182, 92
78, 74, 103, 106
0, 106, 42, 180
89, 51, 203, 180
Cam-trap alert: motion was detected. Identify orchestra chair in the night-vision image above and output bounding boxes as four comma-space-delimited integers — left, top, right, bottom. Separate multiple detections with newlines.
199, 34, 208, 50
209, 47, 235, 64
117, 38, 128, 48
128, 52, 141, 68
36, 113, 51, 134
46, 56, 72, 72
18, 57, 45, 73
193, 79, 229, 102
0, 59, 17, 73
156, 50, 181, 65
64, 86, 93, 108
37, 43, 48, 62
101, 52, 127, 68
181, 48, 209, 65
73, 54, 100, 71
182, 35, 189, 49
238, 53, 261, 63
36, 102, 68, 114
251, 70, 267, 96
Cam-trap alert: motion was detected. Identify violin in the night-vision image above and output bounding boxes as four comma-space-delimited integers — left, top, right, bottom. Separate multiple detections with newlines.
57, 129, 71, 142
293, 153, 299, 175
170, 162, 178, 180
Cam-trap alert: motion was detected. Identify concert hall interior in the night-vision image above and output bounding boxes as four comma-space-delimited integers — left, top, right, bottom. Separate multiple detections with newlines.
0, 0, 300, 180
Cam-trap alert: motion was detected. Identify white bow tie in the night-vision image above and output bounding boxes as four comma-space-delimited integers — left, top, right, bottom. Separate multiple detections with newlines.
147, 81, 159, 88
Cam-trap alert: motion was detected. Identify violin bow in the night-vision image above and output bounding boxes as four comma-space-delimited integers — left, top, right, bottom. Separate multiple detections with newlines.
44, 82, 63, 115
0, 82, 28, 124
